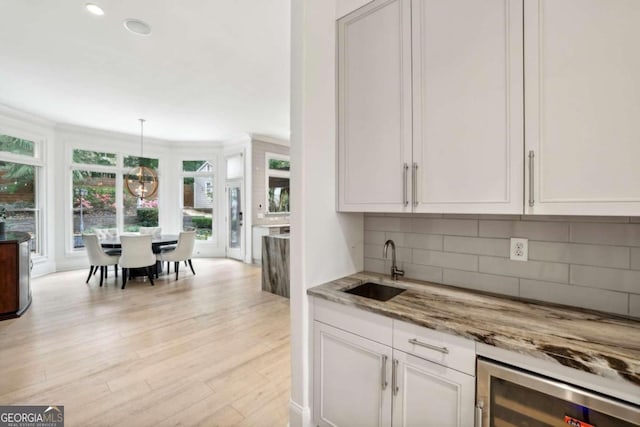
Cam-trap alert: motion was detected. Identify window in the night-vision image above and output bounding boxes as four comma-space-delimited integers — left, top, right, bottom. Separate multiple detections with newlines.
72, 171, 117, 248
69, 149, 160, 249
266, 154, 290, 214
123, 155, 159, 232
182, 160, 214, 241
0, 134, 41, 254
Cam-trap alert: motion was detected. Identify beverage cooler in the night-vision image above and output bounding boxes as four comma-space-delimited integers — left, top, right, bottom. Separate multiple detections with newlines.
476, 359, 640, 427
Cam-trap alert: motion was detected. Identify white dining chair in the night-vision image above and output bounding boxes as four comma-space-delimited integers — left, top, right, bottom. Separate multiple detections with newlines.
157, 231, 196, 280
83, 234, 120, 287
119, 234, 156, 289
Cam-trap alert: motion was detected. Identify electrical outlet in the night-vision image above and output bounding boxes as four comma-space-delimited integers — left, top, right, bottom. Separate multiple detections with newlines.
510, 238, 528, 261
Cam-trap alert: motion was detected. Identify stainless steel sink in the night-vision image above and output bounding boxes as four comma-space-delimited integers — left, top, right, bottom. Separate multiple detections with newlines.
344, 282, 406, 302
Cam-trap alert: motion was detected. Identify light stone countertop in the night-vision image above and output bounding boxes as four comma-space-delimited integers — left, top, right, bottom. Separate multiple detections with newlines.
307, 272, 640, 389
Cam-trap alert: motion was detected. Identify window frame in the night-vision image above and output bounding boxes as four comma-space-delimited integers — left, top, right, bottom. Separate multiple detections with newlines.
181, 160, 216, 244
0, 128, 45, 256
265, 152, 290, 215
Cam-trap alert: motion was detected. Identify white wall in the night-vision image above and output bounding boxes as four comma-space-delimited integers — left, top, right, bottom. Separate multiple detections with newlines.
290, 1, 364, 425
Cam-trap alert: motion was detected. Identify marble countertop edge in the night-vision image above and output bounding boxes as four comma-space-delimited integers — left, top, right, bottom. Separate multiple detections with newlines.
307, 271, 640, 389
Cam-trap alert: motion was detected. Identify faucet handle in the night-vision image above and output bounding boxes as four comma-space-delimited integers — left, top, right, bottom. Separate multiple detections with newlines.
392, 265, 405, 280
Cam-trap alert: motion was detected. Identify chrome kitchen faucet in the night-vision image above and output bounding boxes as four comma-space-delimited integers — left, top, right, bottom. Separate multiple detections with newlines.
383, 239, 405, 280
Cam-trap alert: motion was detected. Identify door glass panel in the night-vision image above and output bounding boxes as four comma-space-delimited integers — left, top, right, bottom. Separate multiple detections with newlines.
228, 186, 241, 249
182, 176, 213, 240
490, 377, 638, 427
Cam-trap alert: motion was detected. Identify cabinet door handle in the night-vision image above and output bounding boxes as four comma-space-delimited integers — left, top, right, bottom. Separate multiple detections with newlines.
381, 354, 388, 390
528, 150, 535, 207
392, 358, 399, 396
408, 338, 449, 354
475, 402, 484, 427
412, 163, 418, 207
403, 163, 409, 207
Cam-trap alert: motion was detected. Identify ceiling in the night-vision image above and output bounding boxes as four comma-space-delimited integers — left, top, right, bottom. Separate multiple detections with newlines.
0, 0, 290, 142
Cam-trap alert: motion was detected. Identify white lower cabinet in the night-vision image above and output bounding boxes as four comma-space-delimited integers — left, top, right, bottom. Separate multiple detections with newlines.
313, 300, 476, 427
314, 322, 393, 427
392, 350, 475, 427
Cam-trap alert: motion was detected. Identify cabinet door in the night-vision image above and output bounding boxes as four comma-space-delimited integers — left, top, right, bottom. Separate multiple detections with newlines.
337, 0, 413, 212
314, 322, 393, 427
412, 0, 524, 214
525, 0, 640, 215
392, 350, 475, 427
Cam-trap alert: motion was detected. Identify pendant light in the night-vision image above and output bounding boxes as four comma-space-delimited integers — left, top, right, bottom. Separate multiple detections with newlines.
125, 119, 158, 201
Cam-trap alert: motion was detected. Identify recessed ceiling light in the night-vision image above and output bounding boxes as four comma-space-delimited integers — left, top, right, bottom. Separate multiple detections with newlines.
85, 3, 104, 16
123, 19, 152, 36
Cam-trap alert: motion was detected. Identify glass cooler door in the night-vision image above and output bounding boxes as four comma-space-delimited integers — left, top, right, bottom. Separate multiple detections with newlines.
477, 359, 640, 427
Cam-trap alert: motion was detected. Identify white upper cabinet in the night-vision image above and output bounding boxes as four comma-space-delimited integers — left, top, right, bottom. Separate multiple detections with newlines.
525, 0, 640, 215
337, 0, 523, 213
412, 0, 523, 213
337, 0, 413, 212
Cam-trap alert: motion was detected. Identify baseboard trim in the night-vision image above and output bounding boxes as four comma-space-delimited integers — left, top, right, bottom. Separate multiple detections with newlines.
288, 399, 312, 427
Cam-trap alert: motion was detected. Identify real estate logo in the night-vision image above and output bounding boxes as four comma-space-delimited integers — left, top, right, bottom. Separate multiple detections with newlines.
0, 405, 64, 427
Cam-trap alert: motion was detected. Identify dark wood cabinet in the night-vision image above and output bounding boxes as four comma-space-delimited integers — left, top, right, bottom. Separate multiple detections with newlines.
0, 231, 32, 319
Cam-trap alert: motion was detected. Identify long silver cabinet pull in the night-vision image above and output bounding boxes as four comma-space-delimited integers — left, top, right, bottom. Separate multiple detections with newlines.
403, 163, 409, 207
408, 338, 449, 354
381, 355, 388, 390
392, 359, 399, 396
475, 402, 484, 427
412, 163, 418, 207
528, 150, 535, 207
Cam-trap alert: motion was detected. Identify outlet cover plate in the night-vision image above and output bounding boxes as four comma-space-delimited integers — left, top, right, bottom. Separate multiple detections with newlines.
510, 238, 528, 261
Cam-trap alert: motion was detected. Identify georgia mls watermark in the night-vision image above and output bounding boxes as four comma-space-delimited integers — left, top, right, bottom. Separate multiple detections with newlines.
0, 406, 64, 427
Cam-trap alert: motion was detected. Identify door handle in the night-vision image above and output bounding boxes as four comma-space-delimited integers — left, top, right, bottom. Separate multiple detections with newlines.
412, 163, 418, 207
403, 163, 409, 207
528, 150, 535, 207
381, 355, 388, 390
408, 338, 449, 354
392, 358, 399, 396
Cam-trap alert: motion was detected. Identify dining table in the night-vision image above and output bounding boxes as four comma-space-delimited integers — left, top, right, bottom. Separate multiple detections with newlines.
99, 234, 179, 278
99, 234, 179, 253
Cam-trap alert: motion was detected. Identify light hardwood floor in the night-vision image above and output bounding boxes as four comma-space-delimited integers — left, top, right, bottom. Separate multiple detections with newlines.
0, 259, 291, 426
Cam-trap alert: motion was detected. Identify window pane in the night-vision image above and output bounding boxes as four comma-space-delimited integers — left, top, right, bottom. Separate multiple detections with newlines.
72, 171, 116, 248
182, 176, 213, 240
0, 134, 35, 156
268, 176, 290, 213
268, 159, 290, 171
124, 156, 159, 169
183, 160, 213, 172
123, 174, 159, 232
0, 160, 39, 253
73, 149, 117, 166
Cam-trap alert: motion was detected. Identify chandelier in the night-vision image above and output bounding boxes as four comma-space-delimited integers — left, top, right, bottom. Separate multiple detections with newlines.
125, 119, 158, 201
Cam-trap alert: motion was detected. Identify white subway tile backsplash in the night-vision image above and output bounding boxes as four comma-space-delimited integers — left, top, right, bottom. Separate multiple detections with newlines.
519, 279, 629, 315
364, 216, 413, 232
528, 242, 630, 269
384, 232, 406, 247
632, 248, 640, 270
570, 265, 640, 294
403, 263, 443, 283
479, 256, 569, 283
364, 258, 385, 274
570, 223, 640, 246
479, 220, 569, 242
413, 249, 478, 272
444, 236, 509, 257
364, 244, 411, 263
630, 295, 640, 317
442, 270, 519, 296
364, 214, 640, 318
411, 218, 478, 237
405, 233, 443, 251
364, 231, 385, 245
